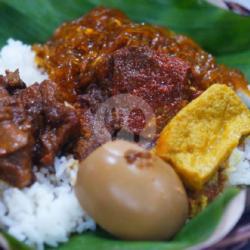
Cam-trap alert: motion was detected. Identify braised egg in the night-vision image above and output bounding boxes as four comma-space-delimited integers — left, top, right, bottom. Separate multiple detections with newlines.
75, 140, 188, 240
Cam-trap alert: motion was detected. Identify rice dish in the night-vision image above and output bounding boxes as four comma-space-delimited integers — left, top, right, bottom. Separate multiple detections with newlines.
0, 39, 249, 249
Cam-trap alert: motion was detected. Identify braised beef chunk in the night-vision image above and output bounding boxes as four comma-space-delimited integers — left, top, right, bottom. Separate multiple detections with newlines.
109, 47, 201, 135
0, 73, 80, 187
38, 81, 80, 165
0, 83, 33, 188
18, 80, 80, 166
18, 83, 44, 135
72, 47, 202, 159
0, 148, 33, 188
73, 85, 108, 160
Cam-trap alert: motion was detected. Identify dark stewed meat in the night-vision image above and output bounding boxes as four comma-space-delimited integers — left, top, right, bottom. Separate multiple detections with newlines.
73, 46, 202, 158
0, 71, 80, 187
108, 47, 201, 134
18, 80, 80, 166
0, 72, 33, 187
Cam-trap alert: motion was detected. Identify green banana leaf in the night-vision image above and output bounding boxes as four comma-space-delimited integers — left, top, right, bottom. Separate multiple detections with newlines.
46, 188, 239, 250
0, 231, 32, 250
1, 188, 239, 250
0, 0, 248, 249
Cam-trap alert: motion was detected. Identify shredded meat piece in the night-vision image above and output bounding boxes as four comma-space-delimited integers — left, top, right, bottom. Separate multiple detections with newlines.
0, 72, 80, 187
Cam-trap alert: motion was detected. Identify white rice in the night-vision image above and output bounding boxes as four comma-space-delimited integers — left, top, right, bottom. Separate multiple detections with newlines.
227, 137, 250, 186
0, 39, 47, 86
0, 157, 96, 250
0, 40, 95, 250
0, 39, 250, 249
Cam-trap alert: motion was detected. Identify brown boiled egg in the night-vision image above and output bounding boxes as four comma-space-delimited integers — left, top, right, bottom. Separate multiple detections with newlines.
75, 140, 188, 240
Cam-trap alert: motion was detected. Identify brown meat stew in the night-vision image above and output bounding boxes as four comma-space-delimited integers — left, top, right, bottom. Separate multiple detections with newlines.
0, 71, 79, 187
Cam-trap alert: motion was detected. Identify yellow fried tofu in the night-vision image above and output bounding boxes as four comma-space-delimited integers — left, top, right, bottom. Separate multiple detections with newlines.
156, 84, 250, 190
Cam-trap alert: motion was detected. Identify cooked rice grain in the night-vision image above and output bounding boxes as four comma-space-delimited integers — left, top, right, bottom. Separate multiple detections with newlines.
0, 39, 47, 86
0, 156, 95, 250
